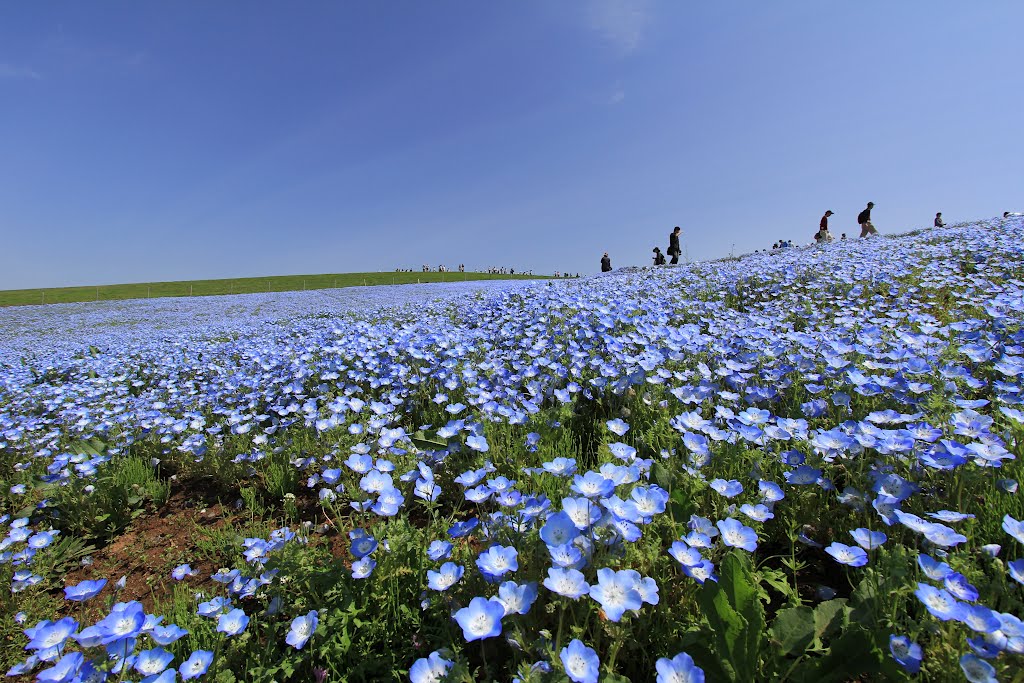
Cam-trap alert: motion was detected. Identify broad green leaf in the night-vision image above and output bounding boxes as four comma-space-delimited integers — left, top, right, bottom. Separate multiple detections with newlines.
770, 605, 814, 656
812, 598, 849, 644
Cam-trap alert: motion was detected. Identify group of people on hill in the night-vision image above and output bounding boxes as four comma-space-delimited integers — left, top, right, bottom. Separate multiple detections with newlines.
601, 226, 682, 272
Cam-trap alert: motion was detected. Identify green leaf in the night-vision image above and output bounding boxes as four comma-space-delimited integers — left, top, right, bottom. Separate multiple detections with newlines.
651, 461, 675, 491
770, 606, 814, 656
410, 429, 448, 451
812, 599, 849, 644
697, 551, 765, 682
791, 623, 882, 683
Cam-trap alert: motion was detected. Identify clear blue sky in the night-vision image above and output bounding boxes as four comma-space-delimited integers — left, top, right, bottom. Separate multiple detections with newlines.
2, 1, 1022, 288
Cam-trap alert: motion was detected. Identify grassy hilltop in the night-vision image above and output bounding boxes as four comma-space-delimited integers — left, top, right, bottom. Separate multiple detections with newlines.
0, 271, 549, 308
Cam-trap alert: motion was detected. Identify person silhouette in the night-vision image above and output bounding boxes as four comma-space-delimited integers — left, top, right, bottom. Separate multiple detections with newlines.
600, 252, 612, 272
668, 227, 682, 264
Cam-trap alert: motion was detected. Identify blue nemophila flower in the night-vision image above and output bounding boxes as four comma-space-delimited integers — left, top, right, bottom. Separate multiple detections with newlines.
945, 572, 979, 601
150, 624, 189, 646
426, 540, 452, 562
562, 498, 601, 530
97, 600, 146, 643
631, 485, 668, 519
134, 647, 175, 677
849, 528, 887, 550
717, 518, 758, 552
914, 583, 966, 621
961, 604, 1001, 633
928, 510, 975, 523
571, 472, 615, 498
1009, 559, 1024, 585
669, 541, 703, 567
541, 457, 577, 477
427, 562, 464, 592
922, 523, 968, 548
453, 596, 504, 641
759, 480, 784, 502
217, 608, 249, 636
35, 651, 82, 683
683, 559, 718, 584
656, 651, 705, 683
350, 533, 378, 559
548, 542, 586, 569
476, 545, 518, 581
888, 635, 922, 674
352, 557, 376, 579
589, 568, 643, 622
560, 639, 599, 683
608, 442, 637, 461
448, 518, 478, 538
409, 651, 453, 683
960, 653, 997, 683
285, 610, 318, 650
26, 616, 78, 655
606, 418, 630, 436
198, 596, 231, 617
543, 567, 590, 599
825, 543, 868, 567
1004, 515, 1024, 544
740, 504, 774, 522
497, 581, 538, 616
784, 465, 821, 485
171, 564, 198, 581
64, 578, 106, 601
918, 554, 953, 581
179, 650, 213, 680
466, 434, 489, 452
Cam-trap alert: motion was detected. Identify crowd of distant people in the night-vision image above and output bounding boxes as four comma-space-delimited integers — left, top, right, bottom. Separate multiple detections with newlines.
600, 204, 1022, 270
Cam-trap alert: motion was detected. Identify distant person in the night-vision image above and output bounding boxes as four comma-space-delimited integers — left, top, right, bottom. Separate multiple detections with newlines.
841, 233, 847, 240
601, 252, 612, 272
934, 212, 945, 228
653, 247, 666, 265
858, 202, 878, 237
668, 227, 682, 264
820, 210, 834, 233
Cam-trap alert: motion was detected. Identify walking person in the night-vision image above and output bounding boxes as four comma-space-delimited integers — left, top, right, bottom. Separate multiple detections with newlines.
934, 212, 945, 228
817, 210, 835, 243
600, 252, 612, 272
858, 202, 878, 237
652, 247, 666, 265
668, 227, 682, 264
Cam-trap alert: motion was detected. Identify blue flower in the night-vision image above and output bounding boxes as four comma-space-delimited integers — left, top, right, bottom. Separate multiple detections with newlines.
171, 564, 198, 581
134, 647, 175, 677
540, 511, 581, 546
179, 650, 213, 680
497, 581, 538, 616
285, 610, 318, 650
466, 434, 489, 452
825, 543, 868, 567
427, 562, 464, 592
960, 653, 997, 683
476, 545, 518, 581
150, 624, 189, 646
710, 479, 743, 498
1003, 515, 1024, 544
914, 583, 966, 621
216, 608, 249, 636
560, 639, 599, 683
352, 557, 376, 579
453, 597, 504, 641
26, 617, 78, 654
35, 651, 83, 683
409, 651, 453, 683
588, 568, 643, 622
426, 540, 452, 561
606, 418, 630, 436
1009, 559, 1024, 585
96, 600, 146, 644
848, 528, 887, 551
543, 567, 590, 599
918, 553, 952, 581
888, 635, 922, 674
656, 651, 705, 683
716, 518, 758, 552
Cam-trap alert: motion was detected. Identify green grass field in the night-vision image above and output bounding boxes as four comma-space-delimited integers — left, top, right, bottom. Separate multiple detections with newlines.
0, 271, 551, 307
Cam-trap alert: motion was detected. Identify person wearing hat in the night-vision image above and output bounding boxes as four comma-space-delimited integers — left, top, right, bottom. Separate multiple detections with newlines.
857, 202, 878, 237
934, 212, 945, 228
600, 252, 612, 272
816, 210, 835, 243
652, 247, 666, 265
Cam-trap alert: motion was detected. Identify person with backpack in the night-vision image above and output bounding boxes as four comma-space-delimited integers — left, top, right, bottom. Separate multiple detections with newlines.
601, 252, 612, 272
668, 227, 682, 264
858, 202, 878, 237
652, 247, 666, 265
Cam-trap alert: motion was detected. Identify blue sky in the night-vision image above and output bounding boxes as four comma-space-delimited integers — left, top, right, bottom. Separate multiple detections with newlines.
2, 1, 1023, 288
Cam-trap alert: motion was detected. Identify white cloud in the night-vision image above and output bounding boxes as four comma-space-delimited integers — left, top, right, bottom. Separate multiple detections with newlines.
588, 0, 651, 55
0, 63, 41, 80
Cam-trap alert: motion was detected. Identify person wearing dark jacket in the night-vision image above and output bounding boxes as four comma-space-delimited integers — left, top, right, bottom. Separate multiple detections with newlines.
652, 247, 666, 265
668, 227, 682, 264
600, 252, 612, 272
858, 202, 878, 237
934, 212, 945, 228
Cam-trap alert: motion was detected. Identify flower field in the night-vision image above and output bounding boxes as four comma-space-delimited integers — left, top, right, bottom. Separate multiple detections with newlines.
2, 217, 1024, 682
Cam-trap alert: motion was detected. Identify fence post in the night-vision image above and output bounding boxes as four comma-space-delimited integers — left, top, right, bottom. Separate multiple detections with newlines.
190, 284, 193, 296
